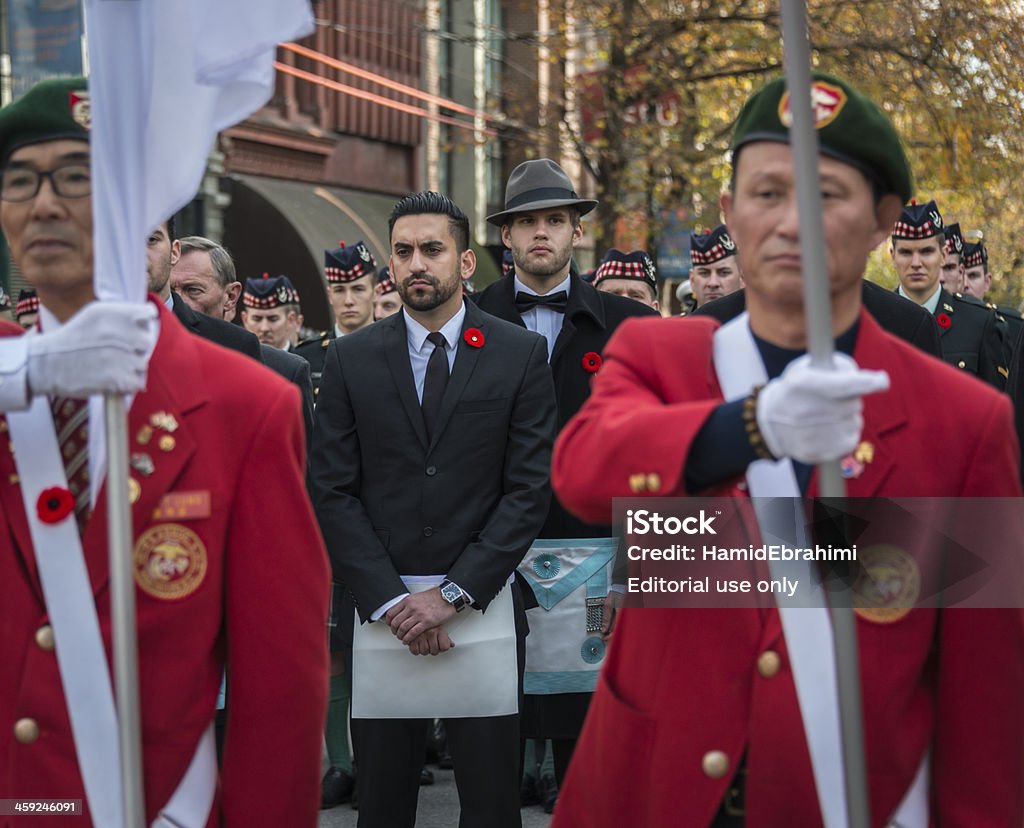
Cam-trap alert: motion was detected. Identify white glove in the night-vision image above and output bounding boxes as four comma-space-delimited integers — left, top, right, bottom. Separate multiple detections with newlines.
27, 301, 158, 397
756, 353, 889, 464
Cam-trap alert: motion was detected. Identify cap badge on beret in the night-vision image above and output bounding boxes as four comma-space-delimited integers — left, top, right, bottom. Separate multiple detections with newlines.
324, 240, 376, 283
690, 225, 737, 266
892, 200, 944, 240
963, 240, 988, 269
69, 91, 90, 131
375, 266, 397, 296
943, 223, 964, 255
731, 72, 913, 203
243, 274, 300, 309
778, 81, 847, 130
15, 288, 39, 319
594, 248, 657, 291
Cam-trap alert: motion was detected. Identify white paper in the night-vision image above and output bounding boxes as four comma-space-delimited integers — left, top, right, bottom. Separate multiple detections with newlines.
352, 579, 518, 719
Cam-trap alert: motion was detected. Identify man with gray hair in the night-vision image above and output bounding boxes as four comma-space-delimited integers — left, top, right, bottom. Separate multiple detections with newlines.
171, 236, 314, 440
171, 234, 243, 321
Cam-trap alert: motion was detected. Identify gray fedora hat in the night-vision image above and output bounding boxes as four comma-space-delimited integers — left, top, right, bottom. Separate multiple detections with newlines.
486, 158, 598, 226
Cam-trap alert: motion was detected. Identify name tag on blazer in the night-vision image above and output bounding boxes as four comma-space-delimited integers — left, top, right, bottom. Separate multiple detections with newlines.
152, 491, 212, 521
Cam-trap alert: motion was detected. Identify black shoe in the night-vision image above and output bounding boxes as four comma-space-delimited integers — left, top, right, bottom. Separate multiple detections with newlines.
537, 774, 558, 814
437, 746, 453, 770
320, 767, 355, 809
520, 774, 539, 807
426, 718, 443, 764
432, 720, 453, 769
420, 766, 435, 786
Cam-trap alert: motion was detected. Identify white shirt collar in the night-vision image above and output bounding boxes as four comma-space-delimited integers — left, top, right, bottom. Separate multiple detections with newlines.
898, 283, 942, 314
403, 302, 467, 353
513, 273, 572, 297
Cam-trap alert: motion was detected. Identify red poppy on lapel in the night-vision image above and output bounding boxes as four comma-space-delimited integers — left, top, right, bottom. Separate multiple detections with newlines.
464, 328, 485, 348
936, 312, 951, 329
582, 352, 602, 373
37, 486, 75, 524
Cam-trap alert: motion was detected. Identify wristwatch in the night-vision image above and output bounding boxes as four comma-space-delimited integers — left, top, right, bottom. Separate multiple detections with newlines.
440, 580, 470, 612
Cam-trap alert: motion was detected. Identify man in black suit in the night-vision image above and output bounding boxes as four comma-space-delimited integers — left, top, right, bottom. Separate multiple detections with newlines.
147, 219, 262, 360
693, 278, 942, 357
311, 191, 556, 828
472, 159, 658, 807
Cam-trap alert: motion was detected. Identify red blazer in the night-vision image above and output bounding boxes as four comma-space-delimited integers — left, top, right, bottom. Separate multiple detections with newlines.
551, 311, 1024, 827
0, 301, 330, 826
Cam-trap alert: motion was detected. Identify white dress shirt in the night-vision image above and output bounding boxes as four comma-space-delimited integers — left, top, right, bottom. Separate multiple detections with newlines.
404, 303, 464, 402
898, 283, 942, 314
514, 273, 570, 362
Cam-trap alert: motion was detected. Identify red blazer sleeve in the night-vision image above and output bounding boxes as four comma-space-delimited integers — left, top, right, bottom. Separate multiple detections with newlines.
933, 391, 1024, 825
219, 384, 330, 826
552, 316, 723, 525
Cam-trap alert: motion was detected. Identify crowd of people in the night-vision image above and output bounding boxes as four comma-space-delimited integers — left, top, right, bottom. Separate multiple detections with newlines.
1, 66, 1023, 828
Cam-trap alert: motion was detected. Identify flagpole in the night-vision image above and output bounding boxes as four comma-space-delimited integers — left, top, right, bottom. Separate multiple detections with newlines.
105, 395, 146, 827
778, 2, 870, 827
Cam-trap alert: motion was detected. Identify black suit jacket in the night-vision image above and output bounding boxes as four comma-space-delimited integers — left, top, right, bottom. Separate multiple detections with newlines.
259, 344, 315, 447
691, 280, 942, 358
171, 292, 262, 361
472, 275, 659, 539
310, 301, 556, 623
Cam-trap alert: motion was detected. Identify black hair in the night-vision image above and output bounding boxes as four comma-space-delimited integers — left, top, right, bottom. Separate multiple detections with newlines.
388, 191, 470, 254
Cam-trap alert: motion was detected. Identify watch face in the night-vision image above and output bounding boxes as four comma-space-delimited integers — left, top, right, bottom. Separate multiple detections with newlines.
442, 584, 461, 603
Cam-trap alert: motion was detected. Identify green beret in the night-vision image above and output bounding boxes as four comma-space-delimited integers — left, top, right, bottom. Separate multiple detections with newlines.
0, 76, 90, 166
731, 71, 913, 203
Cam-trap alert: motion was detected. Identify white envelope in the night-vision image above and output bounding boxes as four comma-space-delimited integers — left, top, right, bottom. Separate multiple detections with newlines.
351, 577, 518, 719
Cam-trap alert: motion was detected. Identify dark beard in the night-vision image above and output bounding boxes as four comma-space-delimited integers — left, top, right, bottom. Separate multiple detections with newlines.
398, 272, 460, 312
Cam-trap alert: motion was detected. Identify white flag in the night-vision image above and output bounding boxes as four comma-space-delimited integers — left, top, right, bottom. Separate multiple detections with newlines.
84, 0, 314, 302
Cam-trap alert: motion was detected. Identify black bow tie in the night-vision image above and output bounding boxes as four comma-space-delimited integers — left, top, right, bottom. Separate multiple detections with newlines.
515, 290, 568, 314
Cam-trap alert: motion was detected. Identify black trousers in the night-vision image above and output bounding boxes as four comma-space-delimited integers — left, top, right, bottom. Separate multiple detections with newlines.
351, 583, 527, 828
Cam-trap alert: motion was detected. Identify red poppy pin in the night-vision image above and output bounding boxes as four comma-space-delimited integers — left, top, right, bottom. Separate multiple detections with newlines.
936, 312, 951, 329
463, 328, 485, 348
582, 352, 602, 373
37, 486, 75, 524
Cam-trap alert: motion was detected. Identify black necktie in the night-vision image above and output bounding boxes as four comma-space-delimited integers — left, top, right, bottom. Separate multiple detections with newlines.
421, 331, 449, 440
515, 290, 568, 314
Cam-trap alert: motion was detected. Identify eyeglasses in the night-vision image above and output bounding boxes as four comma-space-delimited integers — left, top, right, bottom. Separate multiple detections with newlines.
0, 163, 92, 202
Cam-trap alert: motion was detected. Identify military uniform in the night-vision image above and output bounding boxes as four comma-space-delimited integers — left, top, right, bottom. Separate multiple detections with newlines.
993, 302, 1024, 367
932, 287, 1007, 386
550, 69, 1024, 828
295, 241, 376, 400
892, 201, 1006, 388
550, 302, 1024, 828
0, 302, 330, 827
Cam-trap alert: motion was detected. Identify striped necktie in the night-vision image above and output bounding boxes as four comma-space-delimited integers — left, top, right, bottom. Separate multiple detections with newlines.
51, 396, 91, 533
